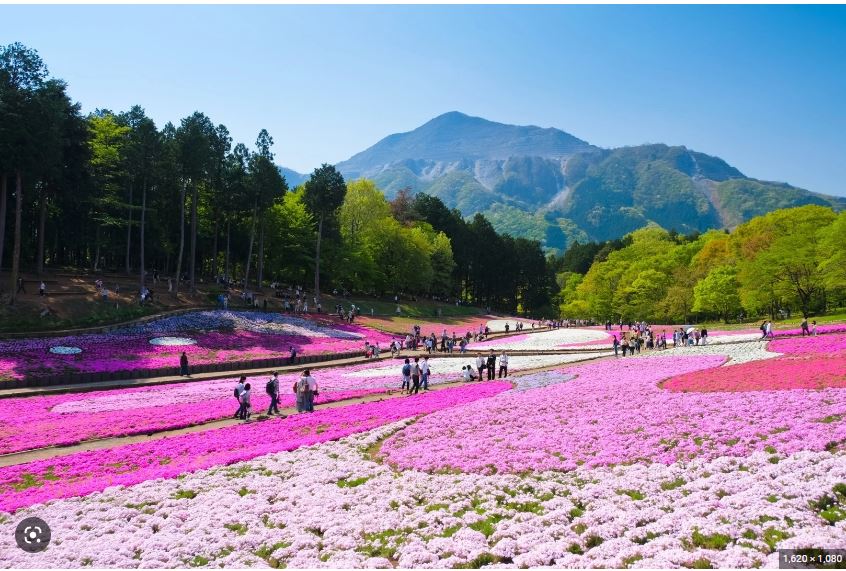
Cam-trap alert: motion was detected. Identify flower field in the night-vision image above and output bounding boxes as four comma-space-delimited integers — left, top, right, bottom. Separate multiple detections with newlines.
0, 329, 844, 568
0, 311, 393, 381
0, 352, 599, 456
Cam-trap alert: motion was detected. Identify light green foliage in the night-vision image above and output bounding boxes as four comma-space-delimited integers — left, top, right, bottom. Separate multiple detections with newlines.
692, 265, 742, 322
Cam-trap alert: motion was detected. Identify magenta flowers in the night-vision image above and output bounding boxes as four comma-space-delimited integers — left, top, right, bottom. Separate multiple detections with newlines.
380, 353, 846, 474
0, 382, 511, 512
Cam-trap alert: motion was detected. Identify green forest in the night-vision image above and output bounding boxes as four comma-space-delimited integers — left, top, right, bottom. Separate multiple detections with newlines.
555, 205, 846, 322
0, 43, 551, 314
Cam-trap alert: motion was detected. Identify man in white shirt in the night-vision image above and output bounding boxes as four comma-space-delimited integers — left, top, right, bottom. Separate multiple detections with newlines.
420, 356, 432, 391
234, 376, 246, 419
475, 353, 485, 381
498, 351, 509, 378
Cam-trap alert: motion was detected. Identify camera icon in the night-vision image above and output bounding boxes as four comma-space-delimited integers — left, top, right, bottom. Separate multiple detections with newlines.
15, 517, 51, 553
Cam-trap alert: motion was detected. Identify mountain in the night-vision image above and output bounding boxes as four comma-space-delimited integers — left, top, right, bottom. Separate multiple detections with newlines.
278, 166, 308, 187
289, 112, 846, 252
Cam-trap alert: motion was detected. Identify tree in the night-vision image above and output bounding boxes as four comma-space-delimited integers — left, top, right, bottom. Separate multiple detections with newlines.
302, 164, 346, 301
243, 130, 287, 290
0, 42, 48, 302
176, 112, 214, 292
692, 265, 742, 322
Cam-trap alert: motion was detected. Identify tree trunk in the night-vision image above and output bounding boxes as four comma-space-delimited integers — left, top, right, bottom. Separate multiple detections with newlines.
93, 228, 101, 272
314, 214, 323, 302
125, 181, 133, 275
0, 173, 7, 272
174, 180, 187, 299
139, 176, 147, 292
211, 218, 219, 281
257, 215, 265, 290
37, 181, 47, 275
243, 202, 258, 292
224, 218, 231, 282
189, 181, 198, 292
8, 170, 23, 305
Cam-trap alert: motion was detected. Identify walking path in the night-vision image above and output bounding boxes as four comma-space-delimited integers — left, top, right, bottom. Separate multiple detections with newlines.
0, 379, 481, 468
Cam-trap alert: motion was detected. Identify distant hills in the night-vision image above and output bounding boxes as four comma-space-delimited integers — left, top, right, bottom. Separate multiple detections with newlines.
281, 112, 845, 252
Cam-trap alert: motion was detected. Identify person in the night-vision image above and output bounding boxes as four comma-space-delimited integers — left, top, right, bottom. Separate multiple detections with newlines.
812, 320, 818, 336
295, 370, 315, 413
612, 334, 619, 356
39, 281, 46, 296
234, 376, 246, 418
765, 320, 773, 339
476, 353, 485, 381
16, 277, 25, 294
289, 346, 298, 365
701, 328, 708, 345
180, 352, 190, 376
266, 371, 280, 415
239, 383, 252, 421
498, 351, 509, 378
486, 350, 496, 381
420, 356, 431, 391
621, 335, 630, 357
760, 321, 768, 339
409, 357, 422, 395
401, 358, 411, 393
801, 317, 810, 337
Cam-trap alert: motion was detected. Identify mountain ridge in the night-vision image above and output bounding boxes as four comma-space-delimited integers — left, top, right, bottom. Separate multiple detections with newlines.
279, 112, 845, 252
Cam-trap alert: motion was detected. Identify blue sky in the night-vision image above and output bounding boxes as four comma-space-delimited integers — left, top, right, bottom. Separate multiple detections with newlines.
4, 5, 846, 196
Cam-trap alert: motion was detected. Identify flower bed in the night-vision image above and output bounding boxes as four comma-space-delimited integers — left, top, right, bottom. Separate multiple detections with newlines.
2, 421, 843, 569
0, 311, 393, 381
380, 354, 846, 473
471, 328, 610, 351
0, 353, 601, 456
664, 333, 846, 392
0, 382, 511, 513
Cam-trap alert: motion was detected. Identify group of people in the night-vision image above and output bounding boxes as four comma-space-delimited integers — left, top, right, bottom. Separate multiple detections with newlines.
610, 322, 707, 356
800, 317, 818, 337
233, 369, 319, 422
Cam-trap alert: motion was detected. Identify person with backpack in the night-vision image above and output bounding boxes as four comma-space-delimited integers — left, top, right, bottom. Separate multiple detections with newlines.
294, 370, 317, 413
234, 376, 246, 419
239, 383, 252, 422
266, 371, 280, 415
409, 357, 422, 395
401, 358, 412, 393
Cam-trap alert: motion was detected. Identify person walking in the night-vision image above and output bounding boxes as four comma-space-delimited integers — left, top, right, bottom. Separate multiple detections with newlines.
765, 320, 773, 339
409, 357, 422, 395
498, 351, 509, 378
401, 358, 411, 393
486, 350, 496, 381
812, 320, 818, 336
621, 335, 629, 357
701, 328, 708, 345
39, 281, 46, 296
612, 334, 619, 356
295, 370, 317, 413
476, 353, 485, 381
266, 371, 280, 415
239, 383, 252, 422
180, 352, 190, 376
420, 356, 432, 391
801, 317, 810, 336
16, 277, 25, 294
234, 376, 246, 419
760, 321, 768, 339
